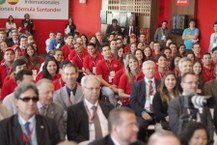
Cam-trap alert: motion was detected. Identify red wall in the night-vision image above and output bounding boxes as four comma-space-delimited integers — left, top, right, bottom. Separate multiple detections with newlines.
70, 0, 102, 38
158, 0, 171, 27
197, 0, 217, 52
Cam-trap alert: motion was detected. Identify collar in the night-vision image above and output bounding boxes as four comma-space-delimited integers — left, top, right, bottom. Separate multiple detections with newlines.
110, 135, 122, 145
37, 102, 48, 109
18, 114, 36, 126
144, 77, 155, 83
84, 98, 98, 109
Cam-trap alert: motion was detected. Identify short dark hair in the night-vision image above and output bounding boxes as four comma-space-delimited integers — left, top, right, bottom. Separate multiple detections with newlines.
202, 52, 211, 59
162, 20, 168, 24
156, 54, 167, 62
14, 81, 38, 99
108, 107, 135, 132
12, 58, 28, 72
59, 60, 72, 69
15, 69, 33, 82
189, 18, 196, 24
112, 19, 118, 23
87, 42, 96, 48
212, 46, 217, 53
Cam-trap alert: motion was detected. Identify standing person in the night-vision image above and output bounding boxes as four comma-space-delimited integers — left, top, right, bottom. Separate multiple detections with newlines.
65, 18, 76, 35
154, 20, 171, 48
182, 19, 199, 51
0, 81, 61, 145
106, 19, 122, 36
88, 107, 145, 145
5, 15, 17, 36
209, 21, 217, 52
21, 13, 34, 35
124, 18, 140, 37
67, 75, 114, 143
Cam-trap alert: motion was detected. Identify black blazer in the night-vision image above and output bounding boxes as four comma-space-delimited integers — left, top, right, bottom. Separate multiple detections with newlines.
88, 135, 145, 145
0, 114, 61, 145
130, 79, 160, 116
124, 25, 140, 36
67, 101, 114, 143
106, 25, 122, 36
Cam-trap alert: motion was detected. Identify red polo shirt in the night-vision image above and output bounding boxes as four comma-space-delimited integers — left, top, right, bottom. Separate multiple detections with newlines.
0, 63, 12, 87
96, 58, 123, 85
83, 53, 103, 74
71, 51, 88, 70
61, 44, 74, 60
53, 78, 65, 91
36, 72, 61, 82
113, 68, 124, 86
1, 77, 16, 100
202, 65, 215, 83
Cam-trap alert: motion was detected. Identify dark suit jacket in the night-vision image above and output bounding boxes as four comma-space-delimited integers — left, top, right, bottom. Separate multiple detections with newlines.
124, 25, 140, 36
106, 25, 122, 36
67, 101, 114, 143
130, 79, 160, 116
88, 135, 145, 145
0, 114, 61, 145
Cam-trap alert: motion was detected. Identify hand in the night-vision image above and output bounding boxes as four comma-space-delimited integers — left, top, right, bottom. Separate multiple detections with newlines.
142, 112, 152, 121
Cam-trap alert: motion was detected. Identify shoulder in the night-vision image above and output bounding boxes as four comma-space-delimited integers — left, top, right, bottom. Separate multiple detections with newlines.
68, 101, 84, 112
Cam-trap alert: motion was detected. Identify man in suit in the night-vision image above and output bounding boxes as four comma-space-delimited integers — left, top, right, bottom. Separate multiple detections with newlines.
106, 19, 122, 36
0, 81, 61, 145
124, 18, 140, 37
53, 63, 83, 111
130, 60, 160, 142
7, 31, 19, 47
168, 72, 214, 144
88, 107, 145, 145
37, 79, 66, 140
67, 75, 114, 143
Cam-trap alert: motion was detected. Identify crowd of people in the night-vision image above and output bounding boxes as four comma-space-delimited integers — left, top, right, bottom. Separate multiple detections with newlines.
0, 13, 216, 145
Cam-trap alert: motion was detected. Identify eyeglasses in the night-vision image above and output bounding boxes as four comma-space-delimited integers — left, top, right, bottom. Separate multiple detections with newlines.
18, 96, 39, 103
84, 87, 101, 91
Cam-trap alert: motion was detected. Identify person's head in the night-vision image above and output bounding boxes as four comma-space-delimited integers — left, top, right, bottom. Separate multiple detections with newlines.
192, 43, 201, 56
178, 57, 193, 76
11, 31, 19, 40
153, 42, 161, 55
42, 56, 59, 79
166, 38, 172, 47
129, 18, 135, 26
24, 13, 30, 19
62, 63, 78, 87
37, 79, 54, 105
74, 42, 83, 53
87, 42, 97, 56
158, 72, 180, 102
80, 34, 88, 45
134, 49, 144, 63
156, 54, 167, 69
27, 35, 34, 44
137, 42, 145, 50
186, 51, 196, 62
56, 32, 62, 40
192, 60, 202, 76
169, 42, 177, 56
12, 58, 28, 74
53, 49, 64, 63
142, 60, 156, 79
89, 36, 97, 44
178, 44, 186, 55
0, 31, 6, 43
162, 20, 168, 29
189, 19, 196, 28
8, 15, 14, 23
116, 38, 123, 47
95, 31, 103, 41
129, 42, 137, 54
108, 107, 139, 144
139, 33, 146, 43
129, 34, 137, 43
19, 35, 28, 48
4, 48, 15, 63
127, 55, 139, 73
144, 46, 153, 59
15, 69, 33, 84
181, 72, 198, 95
110, 39, 117, 53
25, 44, 36, 57
49, 32, 55, 39
81, 75, 101, 104
163, 47, 172, 59
169, 55, 182, 70
14, 81, 39, 120
202, 53, 211, 66
0, 41, 8, 52
213, 21, 217, 32
122, 53, 132, 67
148, 130, 180, 145
101, 43, 111, 59
68, 17, 73, 24
112, 19, 118, 27
66, 33, 74, 45
108, 33, 116, 41
180, 122, 208, 145
114, 46, 124, 61
59, 60, 72, 74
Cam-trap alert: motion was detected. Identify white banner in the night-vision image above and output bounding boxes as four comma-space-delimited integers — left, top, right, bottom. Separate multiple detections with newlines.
0, 0, 68, 20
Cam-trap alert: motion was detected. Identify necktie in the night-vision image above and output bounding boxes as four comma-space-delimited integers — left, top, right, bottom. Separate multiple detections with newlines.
40, 105, 47, 115
148, 80, 154, 112
91, 106, 103, 139
130, 26, 133, 35
69, 91, 75, 105
24, 122, 32, 145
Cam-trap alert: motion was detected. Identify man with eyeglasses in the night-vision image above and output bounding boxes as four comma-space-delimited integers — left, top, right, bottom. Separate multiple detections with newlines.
168, 72, 214, 143
0, 81, 61, 145
88, 107, 145, 145
67, 75, 114, 143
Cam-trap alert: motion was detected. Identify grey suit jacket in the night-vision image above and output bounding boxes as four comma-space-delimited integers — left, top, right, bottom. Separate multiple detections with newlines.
2, 92, 17, 115
38, 103, 66, 140
53, 85, 84, 110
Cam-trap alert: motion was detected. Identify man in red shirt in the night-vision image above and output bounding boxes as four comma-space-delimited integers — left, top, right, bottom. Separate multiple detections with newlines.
192, 43, 202, 60
202, 52, 215, 82
61, 34, 74, 60
96, 44, 122, 106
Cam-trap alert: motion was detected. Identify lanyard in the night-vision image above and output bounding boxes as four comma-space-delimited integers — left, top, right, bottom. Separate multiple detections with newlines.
22, 128, 33, 145
76, 52, 83, 63
105, 60, 113, 72
91, 56, 98, 67
158, 72, 164, 80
